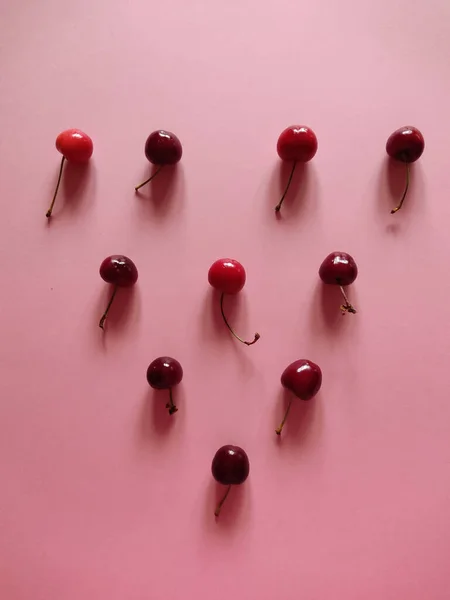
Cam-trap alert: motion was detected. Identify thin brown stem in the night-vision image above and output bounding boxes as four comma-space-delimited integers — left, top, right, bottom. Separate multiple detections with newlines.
215, 485, 231, 517
165, 388, 178, 415
275, 398, 293, 435
135, 166, 162, 191
339, 286, 357, 315
99, 286, 118, 329
220, 293, 260, 346
46, 156, 66, 218
275, 161, 297, 212
391, 161, 410, 214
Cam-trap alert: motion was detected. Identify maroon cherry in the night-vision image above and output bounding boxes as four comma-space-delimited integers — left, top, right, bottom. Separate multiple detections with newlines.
319, 252, 358, 315
146, 356, 183, 415
98, 255, 138, 329
276, 359, 322, 435
46, 129, 93, 218
135, 130, 182, 191
211, 445, 250, 517
275, 125, 318, 212
208, 258, 260, 346
386, 126, 424, 214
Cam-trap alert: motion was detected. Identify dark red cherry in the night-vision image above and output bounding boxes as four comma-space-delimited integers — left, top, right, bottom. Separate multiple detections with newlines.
386, 126, 424, 214
211, 445, 250, 517
208, 258, 260, 346
319, 251, 358, 315
135, 130, 182, 191
276, 359, 322, 435
147, 356, 183, 415
46, 128, 93, 218
98, 255, 138, 329
275, 125, 317, 212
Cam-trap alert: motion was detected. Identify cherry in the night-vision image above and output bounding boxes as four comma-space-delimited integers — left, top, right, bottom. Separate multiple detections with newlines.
208, 258, 260, 346
46, 129, 93, 218
275, 125, 317, 212
276, 359, 322, 435
386, 126, 424, 214
98, 255, 138, 329
211, 445, 249, 517
319, 251, 358, 315
146, 356, 183, 415
135, 130, 182, 191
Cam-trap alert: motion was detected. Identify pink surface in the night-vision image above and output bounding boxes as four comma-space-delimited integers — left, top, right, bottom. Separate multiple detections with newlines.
1, 1, 450, 598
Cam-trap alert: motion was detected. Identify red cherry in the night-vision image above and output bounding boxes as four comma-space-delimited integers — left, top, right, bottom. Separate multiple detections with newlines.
319, 252, 358, 315
385, 126, 424, 214
211, 445, 250, 517
275, 125, 318, 212
98, 255, 138, 329
46, 129, 93, 218
135, 130, 182, 191
208, 259, 260, 346
276, 359, 322, 435
146, 356, 183, 415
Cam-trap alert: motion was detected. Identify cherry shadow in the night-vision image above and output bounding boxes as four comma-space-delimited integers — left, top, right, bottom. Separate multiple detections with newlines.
267, 161, 315, 219
134, 163, 184, 219
95, 284, 140, 335
376, 157, 420, 222
46, 160, 94, 221
309, 280, 358, 334
204, 478, 248, 530
273, 387, 318, 445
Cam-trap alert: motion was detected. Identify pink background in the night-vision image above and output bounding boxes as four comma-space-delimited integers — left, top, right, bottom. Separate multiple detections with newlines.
1, 0, 450, 598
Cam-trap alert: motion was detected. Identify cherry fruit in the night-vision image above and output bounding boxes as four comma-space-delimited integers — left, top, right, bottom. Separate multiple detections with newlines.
146, 356, 183, 415
276, 359, 322, 435
208, 258, 260, 346
211, 445, 250, 517
386, 126, 424, 214
46, 129, 93, 218
275, 125, 317, 212
319, 251, 358, 315
98, 255, 138, 329
135, 130, 182, 191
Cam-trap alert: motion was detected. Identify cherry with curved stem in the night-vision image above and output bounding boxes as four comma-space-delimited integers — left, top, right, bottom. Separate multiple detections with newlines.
275, 399, 293, 435
275, 161, 297, 212
215, 485, 231, 518
339, 285, 356, 314
220, 293, 260, 346
165, 388, 178, 415
135, 166, 162, 192
391, 161, 410, 214
99, 286, 118, 329
46, 156, 66, 218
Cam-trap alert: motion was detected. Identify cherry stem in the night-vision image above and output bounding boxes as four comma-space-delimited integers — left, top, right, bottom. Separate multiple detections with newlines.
165, 388, 178, 415
99, 286, 118, 329
275, 161, 297, 212
215, 485, 231, 517
275, 398, 293, 435
219, 293, 260, 346
135, 166, 162, 191
391, 161, 410, 214
46, 156, 66, 218
339, 286, 357, 315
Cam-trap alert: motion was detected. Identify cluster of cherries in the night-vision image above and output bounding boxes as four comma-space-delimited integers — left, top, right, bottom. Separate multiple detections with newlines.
47, 124, 424, 516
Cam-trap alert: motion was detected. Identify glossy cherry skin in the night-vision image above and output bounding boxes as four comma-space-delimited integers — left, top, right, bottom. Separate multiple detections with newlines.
319, 252, 358, 286
145, 130, 183, 165
386, 126, 424, 163
277, 125, 318, 162
55, 129, 93, 163
281, 360, 322, 400
99, 255, 138, 287
208, 259, 246, 295
212, 445, 250, 486
146, 357, 183, 390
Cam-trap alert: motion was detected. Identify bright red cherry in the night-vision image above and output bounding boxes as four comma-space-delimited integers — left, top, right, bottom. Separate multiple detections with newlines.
135, 130, 182, 191
146, 356, 183, 415
275, 125, 318, 212
208, 258, 260, 346
276, 359, 322, 435
386, 126, 424, 214
211, 445, 250, 517
319, 252, 358, 315
46, 129, 93, 218
98, 255, 138, 329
